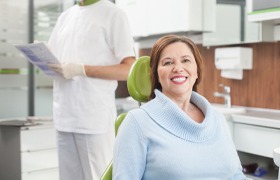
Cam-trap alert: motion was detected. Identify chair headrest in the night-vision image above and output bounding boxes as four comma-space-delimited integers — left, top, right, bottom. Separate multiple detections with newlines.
127, 56, 151, 103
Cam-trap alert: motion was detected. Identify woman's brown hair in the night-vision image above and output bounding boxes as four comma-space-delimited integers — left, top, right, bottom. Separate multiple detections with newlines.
149, 34, 203, 100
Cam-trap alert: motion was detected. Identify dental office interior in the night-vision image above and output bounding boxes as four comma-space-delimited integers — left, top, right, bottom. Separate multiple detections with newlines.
0, 0, 280, 179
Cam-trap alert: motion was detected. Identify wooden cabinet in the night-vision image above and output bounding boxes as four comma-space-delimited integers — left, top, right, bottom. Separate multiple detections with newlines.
0, 121, 59, 180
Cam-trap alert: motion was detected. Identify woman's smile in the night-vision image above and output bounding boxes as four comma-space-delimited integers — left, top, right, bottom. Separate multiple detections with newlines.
171, 76, 187, 84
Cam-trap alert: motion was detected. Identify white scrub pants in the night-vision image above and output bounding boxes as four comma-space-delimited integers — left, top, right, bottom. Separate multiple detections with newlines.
57, 130, 114, 180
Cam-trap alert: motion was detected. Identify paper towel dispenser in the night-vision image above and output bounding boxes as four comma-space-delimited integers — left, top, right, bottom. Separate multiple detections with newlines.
214, 47, 253, 80
215, 47, 253, 69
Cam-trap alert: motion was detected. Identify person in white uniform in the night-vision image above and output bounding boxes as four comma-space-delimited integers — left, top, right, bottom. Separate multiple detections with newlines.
47, 0, 135, 179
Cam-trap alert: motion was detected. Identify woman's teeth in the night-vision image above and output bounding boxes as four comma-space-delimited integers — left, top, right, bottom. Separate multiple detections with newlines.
172, 77, 186, 82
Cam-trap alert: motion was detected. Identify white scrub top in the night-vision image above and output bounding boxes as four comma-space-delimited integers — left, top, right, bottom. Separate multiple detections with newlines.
47, 0, 135, 134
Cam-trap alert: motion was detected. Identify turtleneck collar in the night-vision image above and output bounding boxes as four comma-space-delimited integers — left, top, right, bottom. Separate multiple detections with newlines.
141, 90, 218, 142
78, 0, 100, 6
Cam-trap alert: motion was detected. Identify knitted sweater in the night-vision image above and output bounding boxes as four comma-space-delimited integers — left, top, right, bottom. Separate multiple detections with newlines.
113, 90, 249, 180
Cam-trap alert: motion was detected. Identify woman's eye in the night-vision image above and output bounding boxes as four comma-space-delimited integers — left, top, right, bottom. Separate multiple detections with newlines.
163, 61, 172, 66
182, 59, 190, 63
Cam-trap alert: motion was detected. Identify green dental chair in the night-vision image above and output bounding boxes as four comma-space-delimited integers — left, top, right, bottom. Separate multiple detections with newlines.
100, 56, 151, 180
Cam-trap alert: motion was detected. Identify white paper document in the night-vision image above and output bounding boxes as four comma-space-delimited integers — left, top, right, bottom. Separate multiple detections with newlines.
15, 43, 61, 77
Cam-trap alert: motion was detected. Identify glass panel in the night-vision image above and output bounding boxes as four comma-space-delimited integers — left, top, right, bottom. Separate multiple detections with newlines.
33, 0, 73, 117
0, 0, 29, 119
0, 0, 73, 119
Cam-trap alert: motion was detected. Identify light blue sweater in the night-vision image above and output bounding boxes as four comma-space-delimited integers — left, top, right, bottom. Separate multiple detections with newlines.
113, 90, 249, 180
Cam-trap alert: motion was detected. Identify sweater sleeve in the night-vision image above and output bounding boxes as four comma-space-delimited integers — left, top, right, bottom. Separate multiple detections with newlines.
113, 111, 147, 180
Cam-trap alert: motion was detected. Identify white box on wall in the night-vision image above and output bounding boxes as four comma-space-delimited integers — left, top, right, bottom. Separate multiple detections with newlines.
215, 47, 253, 70
214, 47, 253, 80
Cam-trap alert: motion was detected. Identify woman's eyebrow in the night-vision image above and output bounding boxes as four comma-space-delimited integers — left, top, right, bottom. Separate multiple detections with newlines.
161, 57, 172, 61
182, 55, 191, 58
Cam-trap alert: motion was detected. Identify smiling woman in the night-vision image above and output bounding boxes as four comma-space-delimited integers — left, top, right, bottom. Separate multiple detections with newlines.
113, 34, 252, 180
157, 42, 198, 101
149, 35, 203, 99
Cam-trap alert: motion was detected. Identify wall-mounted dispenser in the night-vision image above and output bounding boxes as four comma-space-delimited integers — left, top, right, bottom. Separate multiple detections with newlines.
214, 47, 253, 80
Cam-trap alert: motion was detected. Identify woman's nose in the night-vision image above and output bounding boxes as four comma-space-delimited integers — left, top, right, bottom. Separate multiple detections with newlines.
173, 63, 183, 72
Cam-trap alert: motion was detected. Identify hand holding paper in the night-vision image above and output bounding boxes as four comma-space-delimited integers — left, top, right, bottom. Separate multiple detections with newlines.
14, 43, 61, 77
15, 43, 87, 79
48, 63, 86, 79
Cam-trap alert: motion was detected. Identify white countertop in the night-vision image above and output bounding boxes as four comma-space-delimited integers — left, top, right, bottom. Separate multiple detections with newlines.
238, 107, 280, 121
0, 116, 53, 129
212, 104, 280, 129
116, 99, 280, 129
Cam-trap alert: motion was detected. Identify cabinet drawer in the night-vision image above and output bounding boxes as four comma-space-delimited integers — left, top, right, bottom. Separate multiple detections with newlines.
21, 149, 58, 173
233, 123, 280, 158
21, 127, 56, 151
22, 167, 59, 180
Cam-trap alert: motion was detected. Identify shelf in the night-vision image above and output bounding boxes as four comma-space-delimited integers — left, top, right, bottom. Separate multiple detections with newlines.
248, 8, 280, 22
239, 151, 279, 180
246, 171, 278, 180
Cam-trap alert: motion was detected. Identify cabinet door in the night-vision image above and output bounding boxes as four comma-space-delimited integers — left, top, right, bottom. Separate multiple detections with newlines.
21, 148, 58, 173
203, 4, 241, 46
21, 126, 57, 151
22, 168, 59, 180
116, 0, 215, 38
145, 0, 203, 36
233, 123, 280, 158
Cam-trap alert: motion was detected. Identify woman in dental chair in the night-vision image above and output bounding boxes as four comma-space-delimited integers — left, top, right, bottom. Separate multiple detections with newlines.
113, 34, 250, 180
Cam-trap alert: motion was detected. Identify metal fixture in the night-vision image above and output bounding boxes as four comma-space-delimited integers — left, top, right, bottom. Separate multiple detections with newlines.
213, 84, 231, 108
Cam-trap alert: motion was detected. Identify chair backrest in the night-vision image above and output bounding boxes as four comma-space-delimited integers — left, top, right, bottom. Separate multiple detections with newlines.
100, 112, 127, 180
100, 56, 151, 180
127, 56, 151, 103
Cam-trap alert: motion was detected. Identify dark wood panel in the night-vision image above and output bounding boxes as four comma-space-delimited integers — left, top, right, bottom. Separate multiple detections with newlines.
198, 42, 280, 110
115, 81, 129, 98
130, 42, 280, 110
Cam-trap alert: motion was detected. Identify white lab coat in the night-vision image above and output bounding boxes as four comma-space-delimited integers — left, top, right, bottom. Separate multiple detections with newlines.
47, 1, 135, 179
48, 0, 135, 134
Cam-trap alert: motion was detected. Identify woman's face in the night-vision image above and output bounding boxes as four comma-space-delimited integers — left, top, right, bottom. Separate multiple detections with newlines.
157, 42, 198, 98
